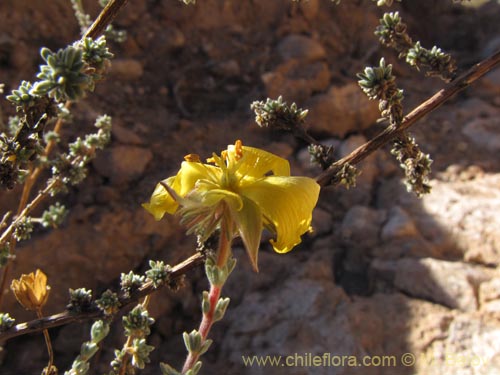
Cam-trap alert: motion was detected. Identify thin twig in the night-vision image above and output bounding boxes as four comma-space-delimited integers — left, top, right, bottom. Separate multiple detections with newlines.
0, 212, 11, 230
316, 49, 500, 187
117, 293, 152, 374
84, 0, 129, 39
0, 179, 58, 246
0, 251, 205, 342
37, 308, 55, 372
118, 336, 134, 375
17, 102, 70, 217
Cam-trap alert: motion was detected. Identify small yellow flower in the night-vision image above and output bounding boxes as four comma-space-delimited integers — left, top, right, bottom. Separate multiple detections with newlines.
11, 269, 50, 311
143, 140, 320, 271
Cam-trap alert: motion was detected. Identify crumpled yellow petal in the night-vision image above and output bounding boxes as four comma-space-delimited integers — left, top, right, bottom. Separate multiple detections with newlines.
240, 176, 320, 253
236, 146, 290, 178
142, 176, 177, 220
142, 162, 221, 220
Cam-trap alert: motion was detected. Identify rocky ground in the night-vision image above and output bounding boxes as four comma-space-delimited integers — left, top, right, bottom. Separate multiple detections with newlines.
0, 0, 500, 374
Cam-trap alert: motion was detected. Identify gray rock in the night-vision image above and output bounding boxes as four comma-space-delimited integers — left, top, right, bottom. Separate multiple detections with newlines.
380, 206, 419, 241
338, 134, 366, 157
479, 275, 500, 317
419, 313, 500, 375
348, 293, 454, 359
470, 67, 500, 100
213, 59, 241, 77
93, 145, 153, 185
481, 35, 500, 59
341, 205, 385, 248
221, 278, 353, 374
299, 0, 320, 21
311, 207, 333, 237
151, 26, 186, 53
261, 59, 331, 103
455, 98, 498, 122
372, 236, 436, 259
111, 121, 144, 145
378, 173, 500, 265
372, 258, 496, 312
305, 83, 379, 137
462, 116, 500, 152
109, 58, 144, 81
410, 174, 500, 265
339, 135, 379, 190
277, 34, 326, 62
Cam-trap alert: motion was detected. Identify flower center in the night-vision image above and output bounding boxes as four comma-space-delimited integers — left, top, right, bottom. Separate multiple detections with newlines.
205, 140, 245, 192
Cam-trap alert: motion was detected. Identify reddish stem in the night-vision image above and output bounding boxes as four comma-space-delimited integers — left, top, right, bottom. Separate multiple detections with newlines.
199, 284, 221, 340
181, 213, 232, 373
181, 283, 222, 373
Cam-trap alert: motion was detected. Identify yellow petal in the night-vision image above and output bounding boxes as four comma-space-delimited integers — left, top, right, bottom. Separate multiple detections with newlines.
231, 196, 263, 272
176, 161, 221, 196
202, 189, 243, 211
236, 146, 290, 178
142, 177, 177, 220
143, 162, 221, 220
241, 176, 320, 253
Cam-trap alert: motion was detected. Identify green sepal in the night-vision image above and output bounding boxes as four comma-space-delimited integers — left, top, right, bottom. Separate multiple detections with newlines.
213, 297, 230, 322
160, 362, 181, 375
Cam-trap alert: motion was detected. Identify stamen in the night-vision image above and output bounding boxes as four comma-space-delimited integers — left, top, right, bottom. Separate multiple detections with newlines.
184, 154, 201, 162
234, 140, 243, 160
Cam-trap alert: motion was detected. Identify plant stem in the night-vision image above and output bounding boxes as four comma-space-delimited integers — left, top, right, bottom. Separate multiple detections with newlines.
84, 0, 129, 39
118, 336, 133, 375
16, 108, 64, 216
116, 294, 152, 375
316, 49, 500, 187
181, 284, 222, 374
182, 216, 233, 374
37, 308, 54, 372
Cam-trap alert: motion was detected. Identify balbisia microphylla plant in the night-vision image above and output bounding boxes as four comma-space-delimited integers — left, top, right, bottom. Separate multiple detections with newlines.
143, 140, 320, 373
0, 1, 499, 375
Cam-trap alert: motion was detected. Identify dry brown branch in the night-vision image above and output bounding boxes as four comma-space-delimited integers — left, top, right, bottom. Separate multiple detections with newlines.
84, 0, 129, 40
316, 49, 500, 187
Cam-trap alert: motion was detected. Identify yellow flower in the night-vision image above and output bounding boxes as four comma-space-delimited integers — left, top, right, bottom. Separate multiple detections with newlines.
11, 269, 50, 311
143, 140, 320, 270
